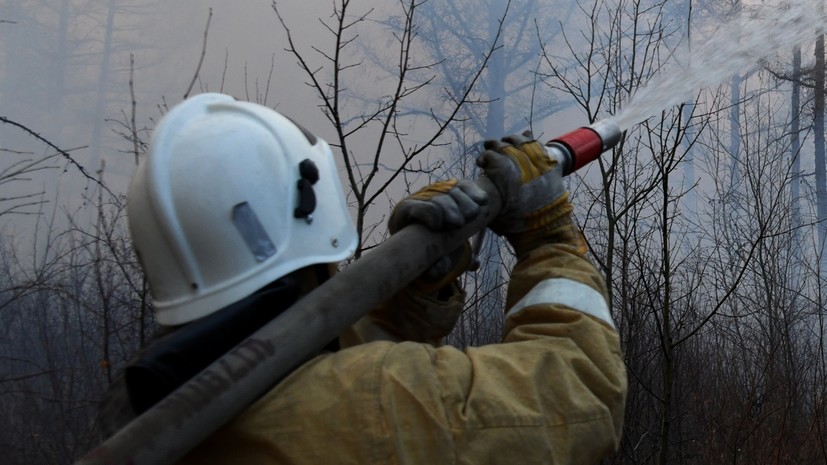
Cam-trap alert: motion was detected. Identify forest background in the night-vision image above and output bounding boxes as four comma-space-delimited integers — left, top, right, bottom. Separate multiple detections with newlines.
2, 0, 827, 464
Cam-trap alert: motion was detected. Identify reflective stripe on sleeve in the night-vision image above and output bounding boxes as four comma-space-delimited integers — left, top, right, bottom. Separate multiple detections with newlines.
506, 278, 615, 329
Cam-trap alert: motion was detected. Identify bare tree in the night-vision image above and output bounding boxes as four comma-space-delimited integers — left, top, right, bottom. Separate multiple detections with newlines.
272, 0, 505, 257
0, 185, 150, 464
534, 0, 827, 463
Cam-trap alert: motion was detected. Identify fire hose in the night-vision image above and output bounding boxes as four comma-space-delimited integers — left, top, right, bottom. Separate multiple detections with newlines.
73, 119, 621, 465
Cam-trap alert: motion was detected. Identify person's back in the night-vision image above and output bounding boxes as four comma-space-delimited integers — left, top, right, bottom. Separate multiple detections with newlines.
178, 246, 623, 464
105, 93, 626, 465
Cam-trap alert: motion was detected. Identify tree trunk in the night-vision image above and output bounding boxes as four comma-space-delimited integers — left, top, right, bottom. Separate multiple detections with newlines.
682, 0, 697, 224
815, 30, 827, 276
729, 74, 742, 196
791, 46, 802, 289
485, 3, 505, 139
658, 166, 674, 465
49, 0, 71, 137
473, 1, 508, 345
90, 0, 117, 171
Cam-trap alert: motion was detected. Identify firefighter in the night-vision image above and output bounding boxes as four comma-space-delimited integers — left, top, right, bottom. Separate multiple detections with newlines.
104, 93, 626, 464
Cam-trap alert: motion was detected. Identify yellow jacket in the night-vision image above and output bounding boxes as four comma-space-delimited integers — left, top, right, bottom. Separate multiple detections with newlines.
178, 242, 626, 465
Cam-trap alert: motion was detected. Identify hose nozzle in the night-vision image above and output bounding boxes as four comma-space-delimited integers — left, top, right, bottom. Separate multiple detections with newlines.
545, 119, 621, 176
469, 119, 621, 271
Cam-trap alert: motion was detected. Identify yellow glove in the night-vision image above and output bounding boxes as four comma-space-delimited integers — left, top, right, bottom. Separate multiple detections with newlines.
477, 131, 586, 257
340, 281, 466, 346
388, 179, 487, 292
342, 179, 487, 347
388, 179, 488, 233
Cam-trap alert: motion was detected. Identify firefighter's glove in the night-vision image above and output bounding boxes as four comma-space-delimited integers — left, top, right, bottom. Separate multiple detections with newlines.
477, 131, 586, 257
388, 179, 487, 292
341, 281, 466, 347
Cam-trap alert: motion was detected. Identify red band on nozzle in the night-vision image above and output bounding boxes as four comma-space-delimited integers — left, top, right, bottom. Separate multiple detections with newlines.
550, 127, 603, 173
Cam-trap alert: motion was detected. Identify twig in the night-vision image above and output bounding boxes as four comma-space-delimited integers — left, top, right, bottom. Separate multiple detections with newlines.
0, 153, 59, 182
0, 148, 33, 155
184, 8, 213, 99
220, 48, 229, 93
0, 371, 53, 383
263, 53, 275, 104
0, 116, 114, 197
0, 193, 48, 216
129, 53, 141, 165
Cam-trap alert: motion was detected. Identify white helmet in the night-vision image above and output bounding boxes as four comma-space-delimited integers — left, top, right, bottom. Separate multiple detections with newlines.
128, 93, 357, 326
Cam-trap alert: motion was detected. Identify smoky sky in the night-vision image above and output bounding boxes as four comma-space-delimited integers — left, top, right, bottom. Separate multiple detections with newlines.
4, 0, 807, 247
0, 0, 557, 247
0, 1, 338, 239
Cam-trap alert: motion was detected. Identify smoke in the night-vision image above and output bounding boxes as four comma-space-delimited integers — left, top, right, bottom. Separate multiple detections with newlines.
0, 1, 329, 241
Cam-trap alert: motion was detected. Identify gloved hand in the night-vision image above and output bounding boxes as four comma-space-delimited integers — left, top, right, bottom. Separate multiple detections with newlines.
388, 179, 488, 292
339, 280, 466, 347
340, 179, 487, 347
388, 179, 488, 234
477, 131, 586, 257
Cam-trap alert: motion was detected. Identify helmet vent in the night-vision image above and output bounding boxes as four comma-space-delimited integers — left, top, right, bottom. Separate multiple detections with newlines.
294, 159, 319, 223
232, 202, 277, 262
